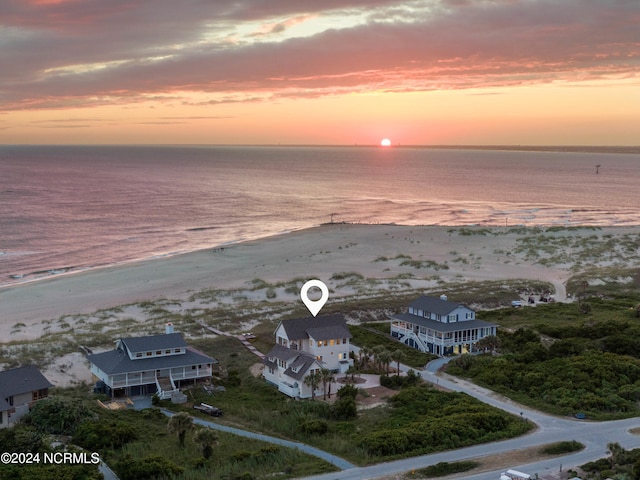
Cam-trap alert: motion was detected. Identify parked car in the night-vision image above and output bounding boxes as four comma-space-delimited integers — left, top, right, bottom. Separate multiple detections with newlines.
194, 403, 223, 417
511, 300, 523, 307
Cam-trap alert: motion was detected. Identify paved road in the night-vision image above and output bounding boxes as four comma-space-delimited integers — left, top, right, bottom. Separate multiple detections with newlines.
300, 358, 640, 480
160, 409, 355, 470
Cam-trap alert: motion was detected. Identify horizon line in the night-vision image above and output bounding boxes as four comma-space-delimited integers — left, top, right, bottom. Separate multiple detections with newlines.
1, 144, 639, 154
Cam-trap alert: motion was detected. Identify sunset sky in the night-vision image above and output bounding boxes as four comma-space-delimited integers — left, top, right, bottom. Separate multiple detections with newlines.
1, 0, 639, 145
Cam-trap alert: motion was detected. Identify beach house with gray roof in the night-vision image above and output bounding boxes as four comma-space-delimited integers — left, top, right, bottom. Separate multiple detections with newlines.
391, 295, 497, 356
263, 314, 352, 398
87, 325, 217, 399
0, 366, 53, 428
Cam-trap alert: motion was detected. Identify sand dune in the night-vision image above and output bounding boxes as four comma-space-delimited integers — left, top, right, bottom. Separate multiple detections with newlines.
2, 224, 638, 336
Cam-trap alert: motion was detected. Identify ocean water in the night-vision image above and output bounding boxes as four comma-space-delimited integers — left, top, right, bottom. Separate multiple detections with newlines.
1, 145, 638, 286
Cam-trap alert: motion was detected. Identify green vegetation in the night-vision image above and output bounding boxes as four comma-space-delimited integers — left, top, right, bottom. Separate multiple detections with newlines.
350, 324, 437, 368
581, 443, 640, 480
413, 460, 480, 478
479, 294, 640, 331
2, 386, 337, 480
358, 385, 532, 458
539, 440, 584, 455
447, 321, 640, 419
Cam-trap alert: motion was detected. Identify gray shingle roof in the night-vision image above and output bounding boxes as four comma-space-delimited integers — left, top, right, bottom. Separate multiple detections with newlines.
121, 333, 187, 354
409, 295, 471, 316
0, 366, 53, 406
264, 344, 302, 362
263, 345, 319, 381
306, 325, 351, 341
88, 346, 216, 375
393, 313, 496, 332
279, 314, 352, 341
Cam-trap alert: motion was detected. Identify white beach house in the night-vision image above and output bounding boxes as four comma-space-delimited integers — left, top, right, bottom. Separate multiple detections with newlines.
263, 313, 353, 398
391, 295, 497, 356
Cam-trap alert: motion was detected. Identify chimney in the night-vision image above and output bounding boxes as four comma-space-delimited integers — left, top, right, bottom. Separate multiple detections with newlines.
439, 294, 448, 301
165, 322, 174, 334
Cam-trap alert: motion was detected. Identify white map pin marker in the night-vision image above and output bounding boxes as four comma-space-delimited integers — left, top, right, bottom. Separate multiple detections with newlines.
300, 279, 329, 317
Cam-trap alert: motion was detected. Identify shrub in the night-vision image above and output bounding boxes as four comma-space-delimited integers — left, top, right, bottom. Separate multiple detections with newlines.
336, 384, 358, 399
116, 454, 183, 480
540, 440, 584, 455
419, 460, 480, 477
331, 397, 357, 420
298, 419, 328, 436
74, 419, 138, 450
28, 397, 91, 435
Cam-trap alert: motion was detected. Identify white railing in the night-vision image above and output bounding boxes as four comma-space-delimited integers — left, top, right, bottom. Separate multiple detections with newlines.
392, 325, 477, 348
277, 382, 300, 398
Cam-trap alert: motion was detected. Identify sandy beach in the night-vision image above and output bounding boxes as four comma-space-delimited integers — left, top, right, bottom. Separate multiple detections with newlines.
2, 223, 639, 386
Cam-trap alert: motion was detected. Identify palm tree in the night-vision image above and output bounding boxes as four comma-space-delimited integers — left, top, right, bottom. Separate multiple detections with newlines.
392, 349, 405, 376
167, 412, 194, 447
377, 349, 393, 375
326, 370, 336, 398
359, 346, 372, 369
371, 345, 385, 372
194, 428, 218, 460
303, 370, 321, 400
319, 368, 332, 400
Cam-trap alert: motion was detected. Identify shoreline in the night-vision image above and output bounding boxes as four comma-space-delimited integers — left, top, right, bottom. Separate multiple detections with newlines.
2, 222, 639, 326
4, 220, 639, 290
0, 224, 317, 289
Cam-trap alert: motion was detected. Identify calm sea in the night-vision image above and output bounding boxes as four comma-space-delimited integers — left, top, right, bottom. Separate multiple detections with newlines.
1, 145, 638, 286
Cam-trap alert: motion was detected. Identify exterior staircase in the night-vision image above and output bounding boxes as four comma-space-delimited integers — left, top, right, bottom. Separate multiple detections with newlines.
399, 330, 429, 353
156, 376, 177, 400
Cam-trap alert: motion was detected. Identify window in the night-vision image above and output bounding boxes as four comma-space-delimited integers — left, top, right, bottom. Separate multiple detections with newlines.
174, 348, 181, 353
192, 365, 196, 370
136, 353, 142, 358
343, 338, 347, 344
338, 353, 344, 360
146, 352, 152, 357
323, 340, 328, 347
32, 389, 48, 401
165, 350, 171, 354
336, 338, 341, 345
317, 340, 322, 347
156, 351, 161, 355
316, 356, 323, 361
330, 339, 335, 346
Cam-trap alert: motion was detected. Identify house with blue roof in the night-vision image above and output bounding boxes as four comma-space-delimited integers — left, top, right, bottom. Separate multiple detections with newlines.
391, 295, 497, 356
87, 324, 217, 399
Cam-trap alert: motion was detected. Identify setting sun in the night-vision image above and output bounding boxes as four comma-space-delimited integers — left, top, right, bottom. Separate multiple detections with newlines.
380, 138, 392, 147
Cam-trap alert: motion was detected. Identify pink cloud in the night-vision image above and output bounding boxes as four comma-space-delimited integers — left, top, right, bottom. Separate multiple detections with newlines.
1, 0, 638, 110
